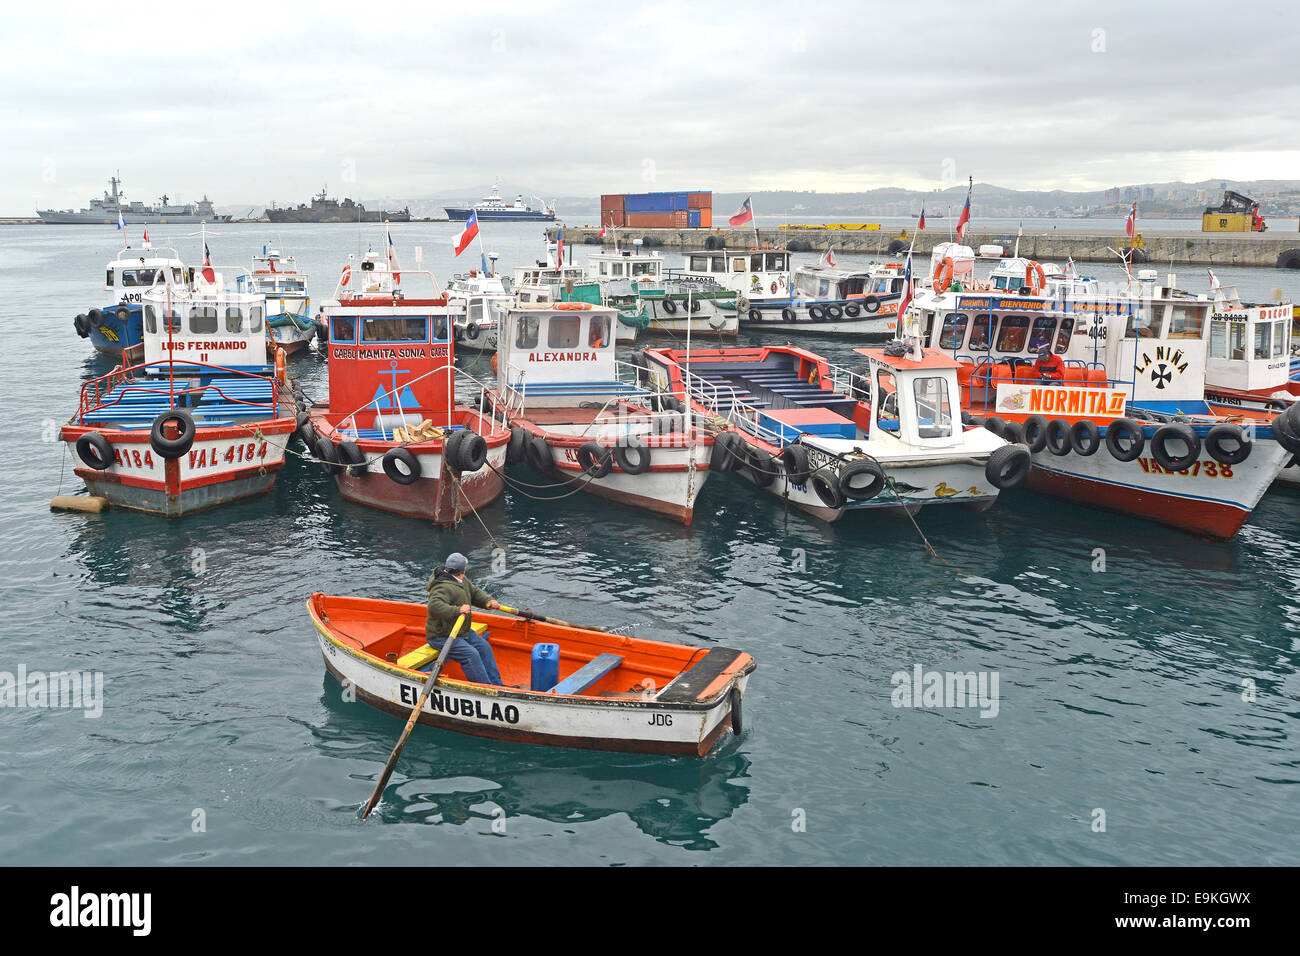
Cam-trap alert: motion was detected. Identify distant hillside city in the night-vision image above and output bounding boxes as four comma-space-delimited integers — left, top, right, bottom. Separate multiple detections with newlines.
223, 179, 1300, 222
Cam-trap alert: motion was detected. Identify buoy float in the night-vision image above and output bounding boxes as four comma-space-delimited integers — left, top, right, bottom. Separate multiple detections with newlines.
50, 495, 109, 514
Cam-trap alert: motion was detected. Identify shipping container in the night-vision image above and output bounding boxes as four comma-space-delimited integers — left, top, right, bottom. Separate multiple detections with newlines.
688, 210, 700, 228
688, 191, 711, 209
605, 210, 625, 228
625, 212, 676, 228
600, 194, 625, 211
699, 208, 712, 228
1201, 212, 1253, 232
673, 210, 690, 227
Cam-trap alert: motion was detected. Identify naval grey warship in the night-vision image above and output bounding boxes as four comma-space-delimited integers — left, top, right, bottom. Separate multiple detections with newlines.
264, 187, 410, 223
38, 175, 230, 224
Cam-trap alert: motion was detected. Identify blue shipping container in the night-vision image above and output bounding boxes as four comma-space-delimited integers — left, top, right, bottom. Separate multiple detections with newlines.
688, 210, 700, 227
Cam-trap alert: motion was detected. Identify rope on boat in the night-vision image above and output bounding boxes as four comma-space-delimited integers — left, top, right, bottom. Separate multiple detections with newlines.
484, 461, 601, 501
446, 468, 504, 552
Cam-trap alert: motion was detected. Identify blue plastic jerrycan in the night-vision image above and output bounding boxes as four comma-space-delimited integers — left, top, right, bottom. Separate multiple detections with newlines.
531, 643, 560, 691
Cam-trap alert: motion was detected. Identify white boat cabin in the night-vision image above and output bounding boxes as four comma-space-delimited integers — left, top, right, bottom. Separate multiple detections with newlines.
496, 304, 620, 407
588, 248, 663, 283
512, 263, 588, 303
680, 249, 790, 300
858, 348, 965, 448
104, 245, 186, 306
1205, 294, 1295, 393
140, 275, 267, 368
244, 250, 307, 296
791, 262, 907, 302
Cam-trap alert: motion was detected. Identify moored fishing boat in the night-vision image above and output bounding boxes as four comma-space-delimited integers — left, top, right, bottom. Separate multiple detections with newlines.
445, 268, 511, 354
73, 235, 186, 358
641, 342, 1027, 522
307, 593, 753, 755
307, 250, 510, 523
674, 247, 790, 309
60, 266, 296, 516
738, 259, 907, 335
484, 303, 715, 523
911, 267, 1295, 538
585, 243, 738, 339
240, 246, 314, 355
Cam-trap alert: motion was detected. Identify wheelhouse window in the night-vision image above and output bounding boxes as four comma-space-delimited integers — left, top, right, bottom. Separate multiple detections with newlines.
186, 305, 217, 334
249, 306, 263, 332
631, 261, 657, 277
938, 312, 969, 350
1273, 320, 1287, 358
164, 309, 181, 333
711, 255, 725, 271
1209, 319, 1228, 358
331, 316, 356, 343
968, 314, 993, 350
516, 315, 540, 349
432, 315, 449, 340
106, 269, 114, 285
689, 254, 710, 271
875, 370, 899, 431
611, 262, 624, 276
548, 316, 581, 349
588, 315, 610, 347
144, 305, 157, 334
750, 254, 763, 272
995, 314, 1030, 352
1229, 322, 1246, 359
766, 253, 787, 271
1054, 317, 1074, 353
1169, 306, 1205, 338
913, 376, 954, 438
1124, 308, 1161, 339
362, 317, 427, 342
599, 261, 609, 275
1028, 316, 1056, 352
221, 306, 241, 333
1254, 321, 1271, 360
468, 301, 483, 322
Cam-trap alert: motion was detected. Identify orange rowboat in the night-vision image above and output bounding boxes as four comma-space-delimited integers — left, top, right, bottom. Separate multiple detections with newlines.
307, 593, 754, 756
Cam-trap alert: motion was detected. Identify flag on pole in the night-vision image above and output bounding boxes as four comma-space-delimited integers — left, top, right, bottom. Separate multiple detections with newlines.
556, 226, 564, 268
1208, 268, 1221, 290
386, 226, 401, 282
729, 196, 754, 227
821, 247, 836, 268
955, 186, 972, 242
1017, 222, 1023, 238
1125, 200, 1137, 238
599, 222, 608, 239
142, 226, 150, 245
897, 257, 915, 321
452, 212, 479, 257
201, 241, 215, 283
917, 206, 926, 231
117, 211, 125, 231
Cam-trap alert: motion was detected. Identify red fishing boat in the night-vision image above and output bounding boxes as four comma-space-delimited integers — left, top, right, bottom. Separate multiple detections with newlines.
306, 249, 510, 523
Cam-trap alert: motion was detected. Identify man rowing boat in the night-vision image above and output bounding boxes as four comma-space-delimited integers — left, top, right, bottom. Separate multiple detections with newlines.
425, 552, 503, 685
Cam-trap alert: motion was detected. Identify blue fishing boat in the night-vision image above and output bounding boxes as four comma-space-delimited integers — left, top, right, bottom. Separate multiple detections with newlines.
238, 247, 315, 355
73, 238, 187, 359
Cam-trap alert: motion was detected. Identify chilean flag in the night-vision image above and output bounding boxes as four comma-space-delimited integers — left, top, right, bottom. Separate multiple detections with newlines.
386, 227, 401, 283
917, 206, 926, 231
729, 196, 754, 227
955, 192, 971, 241
1125, 200, 1137, 238
201, 241, 215, 283
452, 212, 479, 257
556, 226, 564, 268
117, 211, 125, 232
897, 257, 914, 320
142, 226, 150, 244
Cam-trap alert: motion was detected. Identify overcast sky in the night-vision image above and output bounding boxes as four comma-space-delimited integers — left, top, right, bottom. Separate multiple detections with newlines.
4, 0, 1297, 212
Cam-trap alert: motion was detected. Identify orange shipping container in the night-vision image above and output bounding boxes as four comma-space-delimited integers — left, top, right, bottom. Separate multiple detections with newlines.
625, 212, 676, 228
698, 208, 712, 228
688, 192, 711, 209
600, 194, 625, 210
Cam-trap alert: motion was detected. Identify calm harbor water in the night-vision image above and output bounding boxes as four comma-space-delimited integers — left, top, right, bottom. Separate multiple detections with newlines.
1, 222, 1298, 866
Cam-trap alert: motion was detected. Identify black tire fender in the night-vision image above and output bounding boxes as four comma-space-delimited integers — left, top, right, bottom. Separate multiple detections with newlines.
747, 308, 762, 322
454, 430, 488, 472
526, 435, 553, 473
986, 443, 1031, 489
576, 441, 613, 478
1204, 423, 1251, 465
74, 314, 91, 337
808, 306, 825, 321
1021, 415, 1049, 453
614, 435, 651, 475
314, 436, 340, 473
506, 426, 529, 465
779, 444, 811, 484
337, 440, 367, 477
984, 416, 1007, 439
149, 409, 196, 460
840, 459, 886, 500
845, 304, 861, 318
76, 432, 113, 470
730, 687, 743, 736
87, 308, 103, 328
1045, 418, 1072, 456
810, 465, 845, 509
1104, 418, 1146, 462
713, 431, 744, 472
863, 295, 881, 314
1069, 419, 1101, 456
382, 447, 421, 484
745, 445, 773, 488
661, 298, 677, 315
1150, 423, 1201, 472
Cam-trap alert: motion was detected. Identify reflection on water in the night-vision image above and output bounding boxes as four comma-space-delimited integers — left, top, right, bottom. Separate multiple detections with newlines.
311, 676, 750, 850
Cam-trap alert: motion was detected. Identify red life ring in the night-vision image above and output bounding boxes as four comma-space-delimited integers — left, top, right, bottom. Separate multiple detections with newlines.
340, 265, 351, 290
274, 347, 287, 387
933, 256, 955, 291
1024, 260, 1046, 294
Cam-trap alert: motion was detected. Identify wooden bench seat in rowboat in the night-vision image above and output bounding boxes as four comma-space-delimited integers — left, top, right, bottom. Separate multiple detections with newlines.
550, 653, 623, 695
395, 621, 490, 670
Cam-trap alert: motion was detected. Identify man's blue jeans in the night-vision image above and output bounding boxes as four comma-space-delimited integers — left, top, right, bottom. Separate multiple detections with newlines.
428, 629, 503, 686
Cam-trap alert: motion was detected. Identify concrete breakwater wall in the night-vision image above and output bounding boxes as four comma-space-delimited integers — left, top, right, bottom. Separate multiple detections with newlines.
550, 226, 1300, 269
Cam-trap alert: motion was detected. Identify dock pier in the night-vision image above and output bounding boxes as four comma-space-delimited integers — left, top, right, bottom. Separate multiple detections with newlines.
549, 225, 1300, 269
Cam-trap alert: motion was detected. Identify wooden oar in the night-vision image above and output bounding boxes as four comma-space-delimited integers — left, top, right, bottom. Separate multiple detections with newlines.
360, 613, 466, 820
496, 604, 610, 634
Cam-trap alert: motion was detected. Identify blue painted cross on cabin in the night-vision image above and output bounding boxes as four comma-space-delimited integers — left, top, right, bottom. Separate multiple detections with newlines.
373, 360, 421, 410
